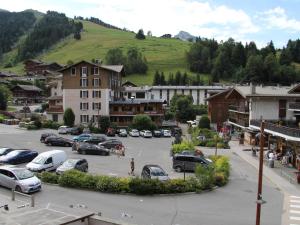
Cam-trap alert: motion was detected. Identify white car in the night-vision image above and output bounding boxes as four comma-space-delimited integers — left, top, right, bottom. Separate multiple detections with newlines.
139, 130, 146, 137
0, 166, 41, 193
58, 126, 70, 134
143, 130, 152, 138
129, 129, 139, 137
163, 130, 171, 137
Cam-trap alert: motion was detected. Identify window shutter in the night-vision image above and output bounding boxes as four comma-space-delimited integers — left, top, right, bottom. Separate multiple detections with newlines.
87, 103, 89, 110
99, 91, 101, 98
80, 79, 82, 87
91, 67, 94, 75
86, 79, 88, 87
99, 102, 101, 109
87, 91, 89, 98
87, 115, 89, 122
80, 67, 82, 77
92, 91, 94, 98
86, 67, 89, 76
80, 91, 82, 98
80, 103, 82, 110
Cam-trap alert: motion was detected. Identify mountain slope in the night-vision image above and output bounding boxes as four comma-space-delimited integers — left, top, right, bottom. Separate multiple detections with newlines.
1, 20, 194, 85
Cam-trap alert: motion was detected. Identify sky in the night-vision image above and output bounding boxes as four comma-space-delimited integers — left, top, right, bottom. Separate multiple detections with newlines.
1, 0, 300, 48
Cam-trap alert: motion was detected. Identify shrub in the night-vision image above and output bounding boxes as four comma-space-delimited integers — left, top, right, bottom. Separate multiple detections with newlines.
195, 164, 215, 190
58, 170, 86, 188
34, 120, 42, 129
171, 140, 195, 154
26, 125, 37, 130
205, 141, 215, 147
185, 177, 203, 193
63, 108, 75, 127
214, 172, 227, 186
129, 177, 162, 195
39, 172, 59, 184
198, 116, 210, 129
96, 176, 128, 193
163, 179, 187, 193
214, 156, 230, 177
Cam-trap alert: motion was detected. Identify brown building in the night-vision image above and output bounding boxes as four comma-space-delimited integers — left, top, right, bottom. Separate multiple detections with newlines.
109, 99, 165, 126
24, 59, 63, 75
11, 85, 43, 104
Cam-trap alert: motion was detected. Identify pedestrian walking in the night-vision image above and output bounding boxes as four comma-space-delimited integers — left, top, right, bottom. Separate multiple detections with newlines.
128, 158, 135, 176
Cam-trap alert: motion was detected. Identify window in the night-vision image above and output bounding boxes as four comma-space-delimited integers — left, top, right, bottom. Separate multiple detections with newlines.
71, 67, 76, 76
81, 67, 87, 77
279, 99, 287, 119
80, 90, 89, 98
93, 90, 101, 98
92, 102, 101, 110
52, 114, 58, 122
92, 115, 100, 122
80, 78, 88, 87
45, 157, 53, 164
93, 78, 100, 87
80, 102, 89, 110
159, 90, 162, 99
136, 92, 145, 99
80, 115, 89, 123
92, 67, 99, 75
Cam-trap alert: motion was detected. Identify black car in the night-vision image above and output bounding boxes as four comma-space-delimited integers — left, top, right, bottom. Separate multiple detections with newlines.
153, 130, 162, 137
76, 143, 110, 155
70, 127, 83, 135
98, 139, 122, 149
85, 135, 107, 145
0, 150, 38, 164
0, 147, 15, 156
40, 133, 57, 143
172, 154, 212, 172
44, 136, 73, 147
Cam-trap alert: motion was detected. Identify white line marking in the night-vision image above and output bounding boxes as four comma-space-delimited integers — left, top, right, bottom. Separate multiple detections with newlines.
291, 196, 300, 199
290, 210, 300, 214
291, 205, 300, 209
290, 216, 300, 221
291, 200, 300, 203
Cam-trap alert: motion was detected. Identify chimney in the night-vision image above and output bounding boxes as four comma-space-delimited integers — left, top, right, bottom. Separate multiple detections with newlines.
250, 82, 256, 94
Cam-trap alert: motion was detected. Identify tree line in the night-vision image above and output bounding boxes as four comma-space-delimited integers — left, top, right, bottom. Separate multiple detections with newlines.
153, 71, 204, 86
17, 11, 83, 61
186, 38, 300, 85
105, 48, 148, 75
0, 11, 36, 59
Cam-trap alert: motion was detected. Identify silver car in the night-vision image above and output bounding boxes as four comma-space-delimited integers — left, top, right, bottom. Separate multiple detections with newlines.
0, 166, 41, 193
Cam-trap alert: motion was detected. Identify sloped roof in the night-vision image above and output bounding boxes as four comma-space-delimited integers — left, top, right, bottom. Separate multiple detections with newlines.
13, 85, 42, 92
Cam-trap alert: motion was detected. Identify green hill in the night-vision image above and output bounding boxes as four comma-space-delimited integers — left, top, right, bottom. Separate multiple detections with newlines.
1, 20, 197, 85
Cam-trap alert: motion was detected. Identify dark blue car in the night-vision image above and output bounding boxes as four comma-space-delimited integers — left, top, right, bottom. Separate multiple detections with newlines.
0, 150, 38, 165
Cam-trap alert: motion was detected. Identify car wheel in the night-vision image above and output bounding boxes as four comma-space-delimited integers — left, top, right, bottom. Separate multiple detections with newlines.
175, 166, 183, 172
65, 143, 69, 147
15, 186, 22, 193
48, 142, 52, 146
82, 150, 86, 155
84, 167, 88, 172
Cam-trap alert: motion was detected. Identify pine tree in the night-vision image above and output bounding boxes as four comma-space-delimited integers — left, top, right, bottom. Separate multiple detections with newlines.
153, 71, 161, 85
160, 72, 166, 85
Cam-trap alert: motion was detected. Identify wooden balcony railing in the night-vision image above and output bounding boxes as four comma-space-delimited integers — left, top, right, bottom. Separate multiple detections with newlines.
110, 110, 164, 116
228, 117, 249, 127
47, 105, 63, 113
228, 105, 249, 113
250, 120, 300, 138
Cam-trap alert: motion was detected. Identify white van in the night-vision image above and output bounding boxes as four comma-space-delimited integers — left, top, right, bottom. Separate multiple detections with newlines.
58, 126, 70, 134
26, 150, 67, 172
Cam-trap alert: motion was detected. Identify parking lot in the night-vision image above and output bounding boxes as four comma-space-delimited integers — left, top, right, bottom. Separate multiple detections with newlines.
0, 124, 185, 178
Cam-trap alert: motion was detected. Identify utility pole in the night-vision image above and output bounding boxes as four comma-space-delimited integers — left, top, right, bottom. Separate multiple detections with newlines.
256, 120, 265, 225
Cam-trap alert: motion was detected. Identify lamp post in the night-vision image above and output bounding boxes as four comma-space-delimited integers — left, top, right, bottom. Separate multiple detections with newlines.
256, 120, 265, 225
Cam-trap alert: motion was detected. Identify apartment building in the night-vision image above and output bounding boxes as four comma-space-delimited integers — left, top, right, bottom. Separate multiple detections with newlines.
60, 60, 124, 124
123, 85, 226, 105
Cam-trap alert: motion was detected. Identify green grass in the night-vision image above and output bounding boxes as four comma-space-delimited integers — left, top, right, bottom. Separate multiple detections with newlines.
0, 20, 195, 85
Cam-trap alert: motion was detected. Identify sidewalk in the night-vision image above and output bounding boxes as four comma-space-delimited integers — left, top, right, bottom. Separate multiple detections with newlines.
230, 140, 300, 225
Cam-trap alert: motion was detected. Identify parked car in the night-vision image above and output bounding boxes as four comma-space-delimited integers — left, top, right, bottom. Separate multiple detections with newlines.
77, 143, 110, 155
163, 130, 172, 137
0, 150, 38, 165
139, 130, 146, 137
40, 133, 57, 143
143, 130, 152, 138
141, 165, 170, 181
69, 127, 83, 135
153, 130, 162, 137
58, 126, 70, 134
84, 135, 107, 145
44, 136, 73, 147
73, 133, 92, 142
56, 158, 88, 174
172, 154, 212, 172
26, 150, 67, 172
0, 148, 15, 156
106, 128, 116, 137
98, 139, 122, 149
129, 129, 139, 137
118, 129, 128, 137
0, 166, 41, 193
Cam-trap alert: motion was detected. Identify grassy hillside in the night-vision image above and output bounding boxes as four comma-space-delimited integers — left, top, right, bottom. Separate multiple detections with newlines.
1, 20, 198, 85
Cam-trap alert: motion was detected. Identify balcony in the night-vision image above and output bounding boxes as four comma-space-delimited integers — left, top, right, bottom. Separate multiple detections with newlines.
228, 105, 249, 113
47, 105, 63, 113
250, 120, 300, 139
110, 110, 164, 116
228, 111, 249, 128
288, 102, 300, 111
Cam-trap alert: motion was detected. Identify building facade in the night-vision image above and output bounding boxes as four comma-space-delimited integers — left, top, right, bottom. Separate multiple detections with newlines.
60, 60, 124, 125
123, 85, 226, 105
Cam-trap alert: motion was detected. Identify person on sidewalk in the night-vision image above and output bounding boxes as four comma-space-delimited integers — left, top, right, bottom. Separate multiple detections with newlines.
128, 158, 135, 176
268, 151, 275, 168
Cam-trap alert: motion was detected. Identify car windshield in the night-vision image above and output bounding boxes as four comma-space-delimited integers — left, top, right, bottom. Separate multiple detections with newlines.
6, 151, 21, 157
32, 155, 45, 164
62, 159, 78, 168
14, 169, 34, 180
150, 167, 166, 176
145, 131, 151, 134
0, 148, 9, 154
132, 130, 138, 132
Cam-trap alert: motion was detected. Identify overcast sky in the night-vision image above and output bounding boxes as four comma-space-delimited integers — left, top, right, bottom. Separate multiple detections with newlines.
1, 0, 300, 48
